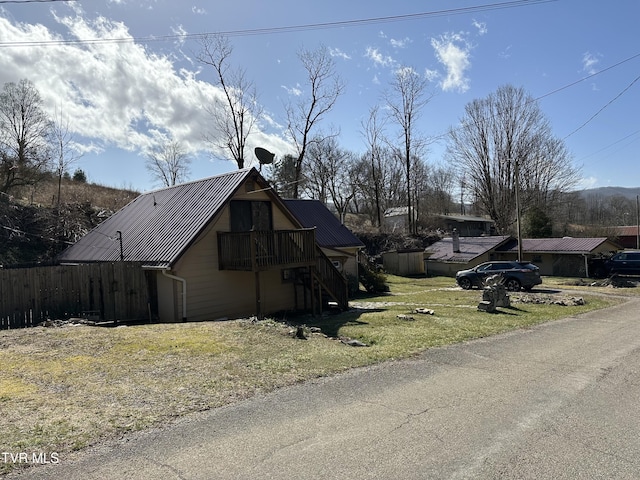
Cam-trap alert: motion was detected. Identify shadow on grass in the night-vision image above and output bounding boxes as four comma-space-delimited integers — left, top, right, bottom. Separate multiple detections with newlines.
486, 307, 521, 316
283, 299, 386, 339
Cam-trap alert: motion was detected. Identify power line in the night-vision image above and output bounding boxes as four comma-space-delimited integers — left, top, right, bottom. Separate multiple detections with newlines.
0, 0, 556, 48
0, 0, 76, 3
428, 51, 640, 144
563, 74, 640, 140
577, 129, 640, 163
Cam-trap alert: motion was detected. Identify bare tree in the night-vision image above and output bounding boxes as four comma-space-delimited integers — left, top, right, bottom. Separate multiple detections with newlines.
360, 106, 387, 228
303, 136, 356, 223
197, 34, 262, 169
447, 85, 580, 234
146, 140, 191, 187
384, 67, 431, 233
50, 110, 82, 206
426, 164, 456, 215
353, 146, 405, 227
285, 45, 345, 198
0, 79, 52, 194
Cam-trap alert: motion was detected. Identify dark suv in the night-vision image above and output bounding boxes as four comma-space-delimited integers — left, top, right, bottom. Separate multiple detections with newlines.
596, 251, 640, 277
456, 261, 542, 291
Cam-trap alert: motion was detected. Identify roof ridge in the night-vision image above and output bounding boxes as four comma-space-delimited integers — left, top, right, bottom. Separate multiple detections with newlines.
143, 168, 253, 195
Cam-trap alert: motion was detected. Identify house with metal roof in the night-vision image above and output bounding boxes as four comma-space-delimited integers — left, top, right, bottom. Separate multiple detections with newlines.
434, 214, 496, 237
608, 226, 640, 249
424, 235, 512, 276
495, 237, 620, 277
424, 233, 620, 278
283, 199, 364, 281
58, 168, 348, 322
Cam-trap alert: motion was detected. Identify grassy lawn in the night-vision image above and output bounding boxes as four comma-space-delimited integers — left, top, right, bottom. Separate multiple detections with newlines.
0, 274, 627, 474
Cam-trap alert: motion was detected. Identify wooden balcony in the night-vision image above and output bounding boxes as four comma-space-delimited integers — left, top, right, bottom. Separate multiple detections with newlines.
218, 229, 317, 271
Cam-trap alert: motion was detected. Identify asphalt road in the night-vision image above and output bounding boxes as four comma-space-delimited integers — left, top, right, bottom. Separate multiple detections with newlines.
8, 294, 640, 479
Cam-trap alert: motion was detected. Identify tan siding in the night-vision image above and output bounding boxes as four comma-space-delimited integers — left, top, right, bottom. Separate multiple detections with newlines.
426, 252, 493, 277
166, 182, 301, 321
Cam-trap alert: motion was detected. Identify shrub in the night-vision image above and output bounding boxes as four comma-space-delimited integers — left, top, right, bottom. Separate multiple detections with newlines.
358, 261, 389, 293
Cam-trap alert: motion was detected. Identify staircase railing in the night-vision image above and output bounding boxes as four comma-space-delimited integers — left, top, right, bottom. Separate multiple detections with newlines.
313, 246, 349, 310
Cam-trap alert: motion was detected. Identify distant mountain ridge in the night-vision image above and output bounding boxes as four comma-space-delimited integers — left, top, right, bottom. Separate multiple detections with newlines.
578, 186, 640, 200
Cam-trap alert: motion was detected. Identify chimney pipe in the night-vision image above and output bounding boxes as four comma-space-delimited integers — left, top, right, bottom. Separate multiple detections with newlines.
452, 228, 460, 253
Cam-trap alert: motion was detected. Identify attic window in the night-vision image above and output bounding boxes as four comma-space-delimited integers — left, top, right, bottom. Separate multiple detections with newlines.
230, 200, 272, 231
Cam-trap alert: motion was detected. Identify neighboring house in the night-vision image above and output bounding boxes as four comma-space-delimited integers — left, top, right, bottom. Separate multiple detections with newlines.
424, 235, 512, 276
608, 226, 640, 249
283, 199, 364, 280
58, 168, 348, 323
382, 207, 411, 232
425, 234, 621, 278
495, 237, 620, 277
434, 214, 495, 237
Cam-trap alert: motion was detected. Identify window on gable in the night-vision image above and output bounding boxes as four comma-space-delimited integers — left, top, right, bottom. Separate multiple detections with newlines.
230, 200, 273, 232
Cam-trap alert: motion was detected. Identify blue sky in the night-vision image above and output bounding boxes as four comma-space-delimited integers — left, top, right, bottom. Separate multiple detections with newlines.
0, 0, 638, 193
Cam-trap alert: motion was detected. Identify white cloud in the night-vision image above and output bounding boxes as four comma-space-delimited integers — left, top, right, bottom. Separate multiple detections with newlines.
0, 13, 289, 162
472, 19, 487, 35
577, 176, 598, 189
281, 84, 302, 96
329, 47, 351, 60
499, 45, 512, 59
171, 24, 188, 47
425, 69, 440, 83
430, 32, 472, 93
192, 6, 207, 15
390, 37, 411, 49
365, 47, 395, 68
582, 51, 601, 75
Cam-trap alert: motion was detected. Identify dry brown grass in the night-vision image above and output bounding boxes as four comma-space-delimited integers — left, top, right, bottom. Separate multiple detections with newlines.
0, 275, 624, 475
12, 177, 139, 212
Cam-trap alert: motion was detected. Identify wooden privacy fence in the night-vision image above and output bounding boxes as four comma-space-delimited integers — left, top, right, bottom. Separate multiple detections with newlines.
0, 262, 152, 329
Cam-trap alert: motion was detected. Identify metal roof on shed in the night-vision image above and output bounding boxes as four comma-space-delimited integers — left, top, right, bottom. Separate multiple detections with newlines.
58, 168, 258, 267
496, 237, 615, 254
425, 236, 511, 263
283, 199, 364, 249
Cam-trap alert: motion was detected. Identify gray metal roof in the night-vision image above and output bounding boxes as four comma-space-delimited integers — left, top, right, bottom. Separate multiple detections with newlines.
58, 168, 259, 266
283, 199, 364, 249
425, 236, 512, 263
497, 237, 616, 254
436, 214, 495, 224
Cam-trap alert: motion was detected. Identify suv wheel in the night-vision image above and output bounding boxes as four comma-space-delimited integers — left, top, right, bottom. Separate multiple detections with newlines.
458, 277, 472, 290
505, 278, 521, 291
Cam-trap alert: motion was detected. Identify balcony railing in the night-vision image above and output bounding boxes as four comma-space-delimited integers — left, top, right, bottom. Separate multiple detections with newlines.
218, 229, 317, 271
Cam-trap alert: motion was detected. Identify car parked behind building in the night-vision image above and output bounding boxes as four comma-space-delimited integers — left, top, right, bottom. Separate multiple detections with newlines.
456, 261, 542, 291
594, 250, 640, 277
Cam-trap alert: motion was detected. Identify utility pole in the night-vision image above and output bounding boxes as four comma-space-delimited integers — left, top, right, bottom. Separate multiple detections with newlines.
515, 160, 523, 262
636, 195, 639, 250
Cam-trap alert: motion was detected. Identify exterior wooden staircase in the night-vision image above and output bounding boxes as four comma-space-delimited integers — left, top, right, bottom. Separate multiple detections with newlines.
218, 229, 349, 314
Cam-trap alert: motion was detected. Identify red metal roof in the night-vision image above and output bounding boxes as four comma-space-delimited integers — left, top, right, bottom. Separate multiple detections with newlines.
58, 169, 258, 266
497, 237, 616, 254
610, 226, 640, 237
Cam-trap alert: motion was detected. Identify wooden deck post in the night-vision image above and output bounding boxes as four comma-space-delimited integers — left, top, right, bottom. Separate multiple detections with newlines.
255, 271, 262, 319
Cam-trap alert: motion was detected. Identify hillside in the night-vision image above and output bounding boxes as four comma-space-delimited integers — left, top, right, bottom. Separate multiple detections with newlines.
1, 178, 139, 266
579, 186, 640, 200
6, 178, 635, 268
